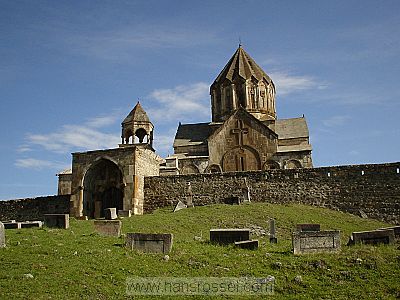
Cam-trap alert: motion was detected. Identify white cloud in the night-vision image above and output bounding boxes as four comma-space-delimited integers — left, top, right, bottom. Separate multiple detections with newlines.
153, 132, 176, 156
22, 112, 122, 155
147, 82, 210, 123
269, 71, 324, 96
323, 116, 350, 127
16, 145, 32, 153
85, 114, 120, 128
27, 125, 120, 154
15, 158, 68, 171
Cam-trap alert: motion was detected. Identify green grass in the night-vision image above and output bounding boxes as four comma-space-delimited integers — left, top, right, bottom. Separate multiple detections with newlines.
0, 203, 399, 299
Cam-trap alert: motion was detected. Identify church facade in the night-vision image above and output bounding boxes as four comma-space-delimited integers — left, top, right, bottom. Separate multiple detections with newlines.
160, 46, 313, 175
66, 103, 161, 218
59, 46, 313, 217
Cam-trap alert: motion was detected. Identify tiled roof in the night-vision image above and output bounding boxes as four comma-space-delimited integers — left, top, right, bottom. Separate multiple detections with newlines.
173, 122, 212, 147
212, 46, 273, 85
173, 115, 310, 148
123, 102, 150, 124
272, 117, 309, 139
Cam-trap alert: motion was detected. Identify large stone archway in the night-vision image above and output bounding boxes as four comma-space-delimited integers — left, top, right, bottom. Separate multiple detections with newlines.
83, 159, 124, 219
222, 146, 261, 172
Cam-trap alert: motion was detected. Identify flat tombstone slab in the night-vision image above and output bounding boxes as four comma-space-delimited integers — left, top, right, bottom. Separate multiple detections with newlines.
173, 200, 187, 212
210, 229, 250, 245
20, 221, 43, 229
118, 210, 132, 218
2, 222, 21, 229
235, 240, 258, 250
292, 230, 341, 255
296, 224, 321, 232
379, 226, 400, 239
126, 233, 173, 254
104, 208, 117, 220
94, 220, 122, 237
0, 222, 5, 248
44, 214, 69, 229
350, 229, 395, 245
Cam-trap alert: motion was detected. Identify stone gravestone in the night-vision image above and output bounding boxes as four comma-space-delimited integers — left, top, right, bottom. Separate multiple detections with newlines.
173, 200, 187, 212
348, 229, 395, 245
292, 230, 341, 255
210, 229, 250, 245
0, 222, 5, 248
44, 214, 69, 229
358, 209, 368, 219
104, 208, 117, 220
2, 222, 20, 229
379, 226, 400, 239
296, 224, 321, 232
269, 218, 277, 243
242, 178, 251, 203
235, 240, 258, 250
186, 182, 194, 207
20, 221, 43, 229
126, 233, 173, 254
94, 220, 122, 237
118, 210, 132, 218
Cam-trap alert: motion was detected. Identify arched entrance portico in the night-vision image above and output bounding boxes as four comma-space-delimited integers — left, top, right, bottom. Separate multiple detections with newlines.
83, 159, 124, 219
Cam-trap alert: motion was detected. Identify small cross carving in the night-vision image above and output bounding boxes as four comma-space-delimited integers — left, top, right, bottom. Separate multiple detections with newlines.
231, 120, 248, 146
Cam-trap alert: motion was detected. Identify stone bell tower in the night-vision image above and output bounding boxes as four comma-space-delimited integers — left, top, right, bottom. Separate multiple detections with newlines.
210, 45, 276, 122
121, 101, 154, 146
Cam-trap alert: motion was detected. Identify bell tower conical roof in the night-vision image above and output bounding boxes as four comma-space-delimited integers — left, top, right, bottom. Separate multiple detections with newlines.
210, 46, 276, 122
123, 101, 150, 124
121, 101, 154, 146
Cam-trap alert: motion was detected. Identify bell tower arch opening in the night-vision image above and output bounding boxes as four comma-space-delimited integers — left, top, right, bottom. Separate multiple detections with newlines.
83, 158, 124, 219
121, 101, 154, 147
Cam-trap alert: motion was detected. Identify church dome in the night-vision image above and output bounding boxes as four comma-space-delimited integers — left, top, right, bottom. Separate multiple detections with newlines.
212, 46, 273, 86
210, 46, 276, 122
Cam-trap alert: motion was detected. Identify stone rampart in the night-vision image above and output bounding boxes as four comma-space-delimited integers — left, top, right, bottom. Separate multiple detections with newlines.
144, 162, 400, 224
0, 195, 70, 221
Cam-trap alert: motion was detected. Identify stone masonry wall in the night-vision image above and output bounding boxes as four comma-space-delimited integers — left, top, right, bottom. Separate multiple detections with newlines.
144, 162, 400, 224
0, 195, 70, 222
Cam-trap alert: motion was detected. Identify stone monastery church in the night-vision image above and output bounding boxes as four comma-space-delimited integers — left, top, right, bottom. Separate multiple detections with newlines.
164, 45, 313, 174
59, 46, 313, 218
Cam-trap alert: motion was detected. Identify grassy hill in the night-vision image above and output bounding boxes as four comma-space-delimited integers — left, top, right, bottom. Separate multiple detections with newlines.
0, 203, 399, 299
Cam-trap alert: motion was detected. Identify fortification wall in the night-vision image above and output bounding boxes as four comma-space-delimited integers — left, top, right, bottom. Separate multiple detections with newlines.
144, 162, 400, 224
0, 195, 70, 222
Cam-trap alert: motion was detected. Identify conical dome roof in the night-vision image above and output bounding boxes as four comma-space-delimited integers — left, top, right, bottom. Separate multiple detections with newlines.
122, 102, 150, 124
212, 46, 273, 85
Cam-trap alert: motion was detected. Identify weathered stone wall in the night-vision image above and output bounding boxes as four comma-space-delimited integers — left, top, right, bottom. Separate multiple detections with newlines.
144, 162, 400, 224
70, 145, 160, 217
0, 195, 70, 222
57, 173, 72, 195
132, 147, 161, 215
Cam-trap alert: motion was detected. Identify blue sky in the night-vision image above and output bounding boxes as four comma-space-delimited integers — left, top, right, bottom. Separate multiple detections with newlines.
1, 0, 399, 200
